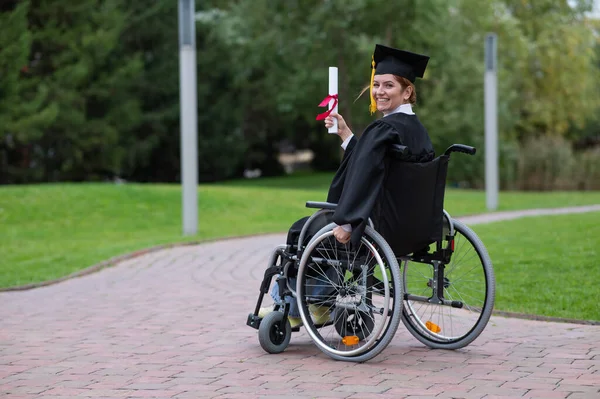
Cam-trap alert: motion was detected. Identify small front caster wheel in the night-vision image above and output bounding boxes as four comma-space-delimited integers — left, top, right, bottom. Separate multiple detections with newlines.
258, 311, 292, 354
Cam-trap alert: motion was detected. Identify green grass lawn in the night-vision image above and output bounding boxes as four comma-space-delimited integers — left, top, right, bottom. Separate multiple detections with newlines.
0, 175, 599, 321
472, 212, 600, 322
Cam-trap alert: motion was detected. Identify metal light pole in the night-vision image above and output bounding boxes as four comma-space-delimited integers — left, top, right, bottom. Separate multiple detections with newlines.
178, 0, 198, 235
484, 33, 498, 211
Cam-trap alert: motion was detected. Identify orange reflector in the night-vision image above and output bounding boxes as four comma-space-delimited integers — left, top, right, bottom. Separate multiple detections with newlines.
426, 321, 441, 333
342, 336, 360, 346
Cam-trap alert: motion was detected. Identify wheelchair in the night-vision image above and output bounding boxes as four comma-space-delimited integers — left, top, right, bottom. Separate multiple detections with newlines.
247, 144, 495, 362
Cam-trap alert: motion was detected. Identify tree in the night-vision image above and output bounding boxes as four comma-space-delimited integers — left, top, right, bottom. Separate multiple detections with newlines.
119, 0, 247, 183
500, 0, 600, 138
2, 0, 598, 186
12, 0, 144, 181
0, 0, 57, 183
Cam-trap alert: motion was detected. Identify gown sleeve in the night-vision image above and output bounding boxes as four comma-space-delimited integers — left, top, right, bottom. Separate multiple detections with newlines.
344, 135, 358, 154
331, 121, 398, 246
326, 135, 357, 203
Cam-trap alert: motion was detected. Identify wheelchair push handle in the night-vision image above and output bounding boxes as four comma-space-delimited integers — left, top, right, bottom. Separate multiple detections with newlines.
444, 144, 476, 156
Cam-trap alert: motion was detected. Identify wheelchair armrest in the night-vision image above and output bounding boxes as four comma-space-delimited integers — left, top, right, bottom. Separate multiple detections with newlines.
305, 201, 337, 210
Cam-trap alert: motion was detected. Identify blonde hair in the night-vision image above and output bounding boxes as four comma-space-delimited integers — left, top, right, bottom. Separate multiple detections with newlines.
356, 75, 417, 107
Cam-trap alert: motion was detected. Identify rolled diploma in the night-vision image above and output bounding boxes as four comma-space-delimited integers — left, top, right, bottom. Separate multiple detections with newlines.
328, 66, 338, 134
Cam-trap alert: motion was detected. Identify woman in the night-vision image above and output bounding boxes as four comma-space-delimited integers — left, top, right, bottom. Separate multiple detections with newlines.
326, 43, 435, 246
261, 44, 435, 327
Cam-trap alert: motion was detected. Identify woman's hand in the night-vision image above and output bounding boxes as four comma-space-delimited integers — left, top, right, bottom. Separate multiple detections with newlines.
324, 112, 353, 142
333, 225, 351, 244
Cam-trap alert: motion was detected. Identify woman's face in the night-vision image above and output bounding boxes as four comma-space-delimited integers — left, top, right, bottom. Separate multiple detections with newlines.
372, 74, 410, 114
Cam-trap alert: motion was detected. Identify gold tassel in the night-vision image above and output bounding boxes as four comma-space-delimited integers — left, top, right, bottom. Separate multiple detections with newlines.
369, 56, 377, 114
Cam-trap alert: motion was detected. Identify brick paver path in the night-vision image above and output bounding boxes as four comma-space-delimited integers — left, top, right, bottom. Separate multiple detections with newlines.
2, 207, 599, 398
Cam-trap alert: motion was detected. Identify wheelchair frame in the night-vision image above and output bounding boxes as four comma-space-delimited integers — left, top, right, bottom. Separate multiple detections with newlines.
247, 144, 496, 362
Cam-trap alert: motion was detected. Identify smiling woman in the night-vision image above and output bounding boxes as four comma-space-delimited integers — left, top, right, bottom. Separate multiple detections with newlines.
372, 74, 412, 112
372, 74, 417, 113
321, 43, 435, 245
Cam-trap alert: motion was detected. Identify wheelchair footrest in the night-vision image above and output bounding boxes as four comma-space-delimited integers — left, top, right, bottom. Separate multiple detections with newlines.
247, 313, 261, 330
247, 312, 303, 332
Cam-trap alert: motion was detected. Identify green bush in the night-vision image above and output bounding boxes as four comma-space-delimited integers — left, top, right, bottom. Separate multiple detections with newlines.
575, 147, 600, 190
499, 140, 520, 190
517, 135, 576, 190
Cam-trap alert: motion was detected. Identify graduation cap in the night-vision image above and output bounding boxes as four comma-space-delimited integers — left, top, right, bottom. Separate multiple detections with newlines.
369, 44, 430, 113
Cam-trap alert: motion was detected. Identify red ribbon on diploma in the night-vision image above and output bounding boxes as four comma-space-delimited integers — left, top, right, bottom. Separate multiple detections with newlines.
315, 94, 338, 120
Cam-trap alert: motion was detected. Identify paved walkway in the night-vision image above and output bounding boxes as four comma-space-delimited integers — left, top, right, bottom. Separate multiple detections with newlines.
1, 206, 599, 399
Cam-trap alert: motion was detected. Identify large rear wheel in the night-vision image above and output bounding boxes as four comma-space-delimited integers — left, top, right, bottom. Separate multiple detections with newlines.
401, 219, 495, 349
296, 224, 403, 362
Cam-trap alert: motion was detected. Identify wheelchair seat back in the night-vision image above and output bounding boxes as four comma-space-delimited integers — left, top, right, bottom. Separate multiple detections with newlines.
372, 153, 449, 256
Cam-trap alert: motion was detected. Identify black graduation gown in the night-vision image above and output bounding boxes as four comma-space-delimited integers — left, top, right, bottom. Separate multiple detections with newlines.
327, 135, 357, 203
326, 112, 434, 247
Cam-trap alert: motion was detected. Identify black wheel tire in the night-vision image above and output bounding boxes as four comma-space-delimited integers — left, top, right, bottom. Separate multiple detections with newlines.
258, 311, 292, 354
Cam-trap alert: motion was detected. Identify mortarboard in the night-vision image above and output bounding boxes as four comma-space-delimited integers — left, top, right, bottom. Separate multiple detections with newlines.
369, 44, 430, 114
